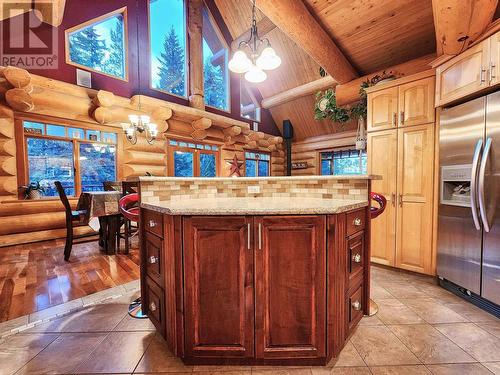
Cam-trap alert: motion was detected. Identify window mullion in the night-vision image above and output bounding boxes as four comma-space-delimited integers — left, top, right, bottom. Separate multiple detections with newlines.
74, 140, 81, 197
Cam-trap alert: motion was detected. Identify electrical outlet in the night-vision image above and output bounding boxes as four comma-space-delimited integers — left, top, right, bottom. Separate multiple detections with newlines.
248, 185, 260, 194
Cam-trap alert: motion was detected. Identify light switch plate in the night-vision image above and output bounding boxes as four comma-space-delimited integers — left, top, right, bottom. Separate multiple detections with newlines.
248, 185, 261, 194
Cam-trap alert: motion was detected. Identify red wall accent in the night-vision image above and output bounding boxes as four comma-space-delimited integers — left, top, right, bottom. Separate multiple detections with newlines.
0, 0, 281, 136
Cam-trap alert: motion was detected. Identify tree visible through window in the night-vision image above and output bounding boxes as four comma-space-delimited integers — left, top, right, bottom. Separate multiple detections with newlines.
202, 6, 229, 111
245, 152, 270, 177
67, 9, 126, 79
321, 149, 367, 176
23, 121, 117, 197
150, 0, 187, 97
169, 140, 218, 177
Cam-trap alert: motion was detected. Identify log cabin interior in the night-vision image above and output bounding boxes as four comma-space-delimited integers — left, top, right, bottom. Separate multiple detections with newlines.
0, 0, 500, 373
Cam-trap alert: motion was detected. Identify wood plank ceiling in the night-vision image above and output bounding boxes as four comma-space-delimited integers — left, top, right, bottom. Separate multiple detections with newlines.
215, 0, 437, 141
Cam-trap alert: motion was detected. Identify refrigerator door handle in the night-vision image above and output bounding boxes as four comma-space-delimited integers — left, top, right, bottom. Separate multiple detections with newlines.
471, 139, 483, 230
478, 137, 492, 232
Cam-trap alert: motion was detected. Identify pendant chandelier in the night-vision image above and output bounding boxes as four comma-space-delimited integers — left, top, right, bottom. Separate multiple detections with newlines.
228, 0, 281, 83
121, 96, 158, 145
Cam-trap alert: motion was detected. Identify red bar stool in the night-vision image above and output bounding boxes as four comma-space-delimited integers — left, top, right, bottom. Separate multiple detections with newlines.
119, 193, 146, 319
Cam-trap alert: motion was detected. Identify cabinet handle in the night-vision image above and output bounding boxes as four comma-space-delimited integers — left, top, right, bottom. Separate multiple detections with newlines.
490, 63, 496, 82
352, 253, 362, 263
392, 112, 397, 126
247, 223, 251, 250
399, 194, 403, 207
149, 302, 157, 312
481, 67, 487, 84
352, 300, 361, 311
148, 220, 157, 228
148, 255, 158, 264
391, 193, 396, 207
400, 111, 404, 125
258, 223, 262, 250
353, 218, 362, 226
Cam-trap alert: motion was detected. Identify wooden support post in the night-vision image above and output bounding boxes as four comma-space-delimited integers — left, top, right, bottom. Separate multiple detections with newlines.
188, 0, 205, 110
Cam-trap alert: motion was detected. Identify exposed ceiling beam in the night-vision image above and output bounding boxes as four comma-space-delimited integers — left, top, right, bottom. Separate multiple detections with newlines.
432, 0, 498, 56
261, 76, 336, 109
231, 16, 276, 51
255, 0, 358, 84
261, 54, 436, 109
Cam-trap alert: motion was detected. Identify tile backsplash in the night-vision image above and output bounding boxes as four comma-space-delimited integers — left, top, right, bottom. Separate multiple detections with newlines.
138, 176, 369, 205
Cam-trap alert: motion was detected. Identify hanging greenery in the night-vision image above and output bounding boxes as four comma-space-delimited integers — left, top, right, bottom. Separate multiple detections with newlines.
314, 70, 396, 124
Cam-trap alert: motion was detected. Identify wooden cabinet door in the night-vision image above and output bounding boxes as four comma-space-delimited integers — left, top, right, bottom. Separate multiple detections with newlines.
489, 32, 500, 86
183, 216, 254, 359
396, 124, 434, 275
367, 86, 398, 132
367, 130, 397, 266
255, 216, 326, 359
436, 40, 489, 106
398, 77, 435, 127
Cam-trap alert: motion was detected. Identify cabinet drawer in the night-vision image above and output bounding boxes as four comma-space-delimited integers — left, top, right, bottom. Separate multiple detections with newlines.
145, 231, 163, 287
143, 209, 164, 238
347, 283, 364, 333
146, 276, 165, 336
347, 231, 364, 286
346, 209, 365, 236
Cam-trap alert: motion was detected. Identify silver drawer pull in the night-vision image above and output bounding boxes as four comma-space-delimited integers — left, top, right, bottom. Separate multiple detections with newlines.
149, 255, 158, 264
353, 218, 362, 226
352, 300, 361, 311
149, 302, 157, 312
352, 253, 361, 263
148, 220, 157, 228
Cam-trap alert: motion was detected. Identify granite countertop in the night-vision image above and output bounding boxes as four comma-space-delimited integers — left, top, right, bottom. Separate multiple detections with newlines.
141, 197, 368, 216
135, 175, 381, 182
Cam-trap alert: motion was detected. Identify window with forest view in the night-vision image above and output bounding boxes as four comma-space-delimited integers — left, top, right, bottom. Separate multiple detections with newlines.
169, 140, 218, 177
67, 9, 127, 79
23, 121, 117, 197
245, 152, 270, 177
321, 149, 367, 176
202, 6, 229, 111
240, 80, 261, 121
150, 0, 187, 97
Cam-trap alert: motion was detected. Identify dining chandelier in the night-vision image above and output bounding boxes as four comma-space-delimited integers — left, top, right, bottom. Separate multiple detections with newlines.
121, 96, 158, 145
228, 0, 281, 83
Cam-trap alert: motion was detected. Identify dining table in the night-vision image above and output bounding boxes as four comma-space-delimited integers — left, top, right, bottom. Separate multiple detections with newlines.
76, 190, 123, 255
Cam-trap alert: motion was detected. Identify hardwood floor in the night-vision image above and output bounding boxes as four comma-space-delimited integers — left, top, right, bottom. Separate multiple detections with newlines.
0, 238, 140, 323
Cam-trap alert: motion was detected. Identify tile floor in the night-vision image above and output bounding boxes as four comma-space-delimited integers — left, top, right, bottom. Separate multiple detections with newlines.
0, 265, 499, 374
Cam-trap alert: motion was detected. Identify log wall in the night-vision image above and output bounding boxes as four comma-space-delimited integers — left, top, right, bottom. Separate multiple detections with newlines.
0, 67, 285, 247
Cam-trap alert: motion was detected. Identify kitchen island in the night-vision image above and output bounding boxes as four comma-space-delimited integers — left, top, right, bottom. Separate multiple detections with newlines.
136, 175, 378, 366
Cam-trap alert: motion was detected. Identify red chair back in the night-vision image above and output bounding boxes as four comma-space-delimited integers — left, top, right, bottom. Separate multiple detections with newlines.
119, 193, 140, 222
370, 192, 387, 219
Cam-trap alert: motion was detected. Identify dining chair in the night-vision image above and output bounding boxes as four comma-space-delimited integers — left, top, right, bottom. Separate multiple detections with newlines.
103, 181, 121, 192
54, 181, 87, 261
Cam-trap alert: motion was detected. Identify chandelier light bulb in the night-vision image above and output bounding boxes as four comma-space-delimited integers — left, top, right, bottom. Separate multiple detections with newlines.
256, 46, 282, 71
229, 50, 251, 73
245, 64, 267, 83
148, 123, 158, 137
128, 114, 139, 125
140, 115, 150, 124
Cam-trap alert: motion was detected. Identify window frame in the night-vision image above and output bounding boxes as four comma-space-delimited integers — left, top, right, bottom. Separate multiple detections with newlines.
15, 115, 122, 200
245, 151, 271, 177
240, 81, 261, 122
319, 146, 367, 176
147, 0, 189, 99
64, 7, 129, 82
167, 138, 220, 177
202, 3, 231, 114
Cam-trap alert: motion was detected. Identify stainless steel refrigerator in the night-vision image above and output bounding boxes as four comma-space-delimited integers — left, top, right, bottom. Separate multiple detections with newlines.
438, 91, 500, 314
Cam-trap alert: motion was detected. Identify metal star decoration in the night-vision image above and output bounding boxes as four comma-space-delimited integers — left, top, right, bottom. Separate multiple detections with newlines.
226, 155, 244, 177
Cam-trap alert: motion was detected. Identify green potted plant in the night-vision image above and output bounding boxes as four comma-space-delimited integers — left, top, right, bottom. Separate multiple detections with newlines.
22, 181, 45, 200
